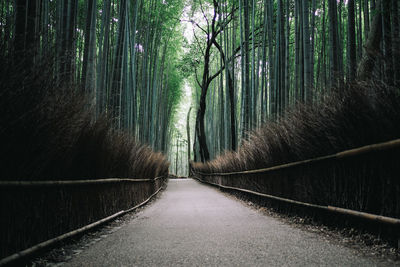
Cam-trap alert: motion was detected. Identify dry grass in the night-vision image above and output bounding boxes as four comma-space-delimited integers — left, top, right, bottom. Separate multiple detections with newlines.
191, 82, 400, 230
0, 54, 169, 259
193, 82, 400, 173
0, 56, 169, 181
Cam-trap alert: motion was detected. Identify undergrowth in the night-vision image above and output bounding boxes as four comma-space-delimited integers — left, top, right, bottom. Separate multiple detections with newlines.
191, 82, 400, 245
192, 82, 400, 173
0, 57, 169, 181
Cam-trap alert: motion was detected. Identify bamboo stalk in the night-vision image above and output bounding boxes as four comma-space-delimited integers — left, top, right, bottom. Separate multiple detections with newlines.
0, 176, 166, 187
0, 185, 164, 266
193, 138, 400, 176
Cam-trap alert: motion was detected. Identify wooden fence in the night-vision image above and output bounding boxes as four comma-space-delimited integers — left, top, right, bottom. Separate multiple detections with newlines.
0, 176, 167, 264
192, 139, 400, 246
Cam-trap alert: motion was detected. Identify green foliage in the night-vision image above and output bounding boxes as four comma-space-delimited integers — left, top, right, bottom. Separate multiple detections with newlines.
0, 0, 189, 175
167, 67, 184, 115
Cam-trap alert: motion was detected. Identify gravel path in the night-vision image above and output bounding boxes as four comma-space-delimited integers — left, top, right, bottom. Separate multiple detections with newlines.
66, 179, 388, 266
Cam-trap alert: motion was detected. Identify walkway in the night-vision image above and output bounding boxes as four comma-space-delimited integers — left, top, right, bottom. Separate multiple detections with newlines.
68, 179, 383, 266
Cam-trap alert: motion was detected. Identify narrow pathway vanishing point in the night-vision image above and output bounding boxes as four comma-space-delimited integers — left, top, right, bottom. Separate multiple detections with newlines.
67, 179, 387, 266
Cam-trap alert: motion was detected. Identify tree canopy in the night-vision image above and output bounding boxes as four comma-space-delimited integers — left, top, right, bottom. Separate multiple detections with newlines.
1, 0, 398, 173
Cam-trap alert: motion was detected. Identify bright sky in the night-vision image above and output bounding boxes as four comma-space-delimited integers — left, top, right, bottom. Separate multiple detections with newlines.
172, 2, 199, 139
181, 2, 211, 45
182, 5, 195, 44
170, 1, 215, 174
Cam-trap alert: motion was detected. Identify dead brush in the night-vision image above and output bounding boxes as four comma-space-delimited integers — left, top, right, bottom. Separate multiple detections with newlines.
0, 56, 169, 181
191, 82, 400, 238
193, 82, 400, 174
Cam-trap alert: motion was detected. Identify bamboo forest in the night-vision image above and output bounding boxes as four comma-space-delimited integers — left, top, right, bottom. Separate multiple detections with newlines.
1, 0, 400, 264
1, 0, 398, 176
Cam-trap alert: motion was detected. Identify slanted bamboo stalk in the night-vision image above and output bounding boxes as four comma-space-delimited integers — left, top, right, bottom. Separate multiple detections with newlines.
0, 176, 165, 187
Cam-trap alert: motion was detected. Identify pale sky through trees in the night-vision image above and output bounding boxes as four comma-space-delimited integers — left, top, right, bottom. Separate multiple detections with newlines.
169, 3, 196, 176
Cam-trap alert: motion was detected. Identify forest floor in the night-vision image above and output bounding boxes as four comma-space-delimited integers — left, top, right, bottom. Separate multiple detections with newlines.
29, 179, 398, 266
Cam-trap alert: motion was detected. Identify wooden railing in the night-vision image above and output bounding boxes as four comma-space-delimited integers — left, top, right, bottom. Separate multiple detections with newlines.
0, 175, 167, 265
192, 139, 400, 246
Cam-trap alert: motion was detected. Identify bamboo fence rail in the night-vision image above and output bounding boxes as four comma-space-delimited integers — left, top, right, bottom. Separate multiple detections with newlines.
0, 175, 167, 265
192, 138, 400, 246
0, 186, 163, 266
194, 139, 400, 176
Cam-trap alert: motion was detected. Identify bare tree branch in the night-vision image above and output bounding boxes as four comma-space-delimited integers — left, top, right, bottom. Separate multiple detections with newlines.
192, 28, 205, 57
186, 19, 208, 35
194, 67, 202, 88
198, 0, 209, 32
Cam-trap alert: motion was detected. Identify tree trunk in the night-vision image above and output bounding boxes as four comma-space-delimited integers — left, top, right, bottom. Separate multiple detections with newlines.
14, 0, 27, 66
392, 0, 400, 86
294, 0, 300, 99
357, 0, 382, 80
243, 0, 251, 133
382, 0, 393, 85
328, 0, 339, 87
302, 0, 312, 103
261, 0, 268, 121
357, 0, 363, 62
109, 0, 127, 128
186, 107, 192, 175
213, 39, 237, 152
364, 0, 370, 39
348, 0, 357, 81
310, 0, 317, 97
267, 0, 274, 117
175, 135, 179, 175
